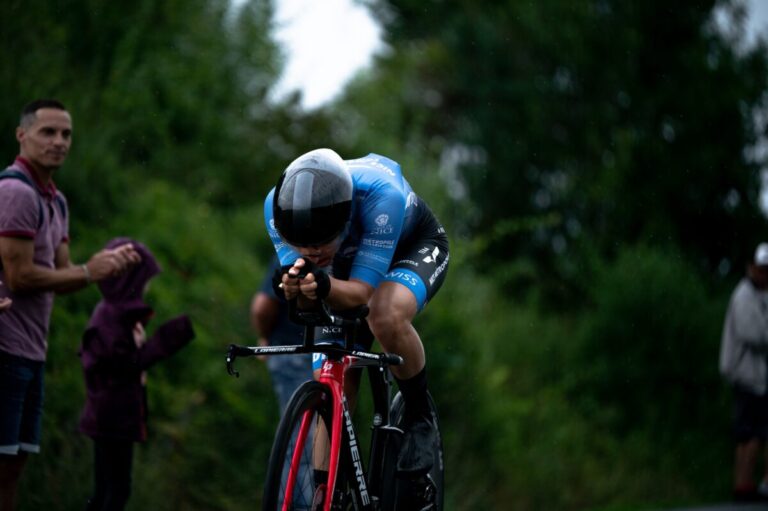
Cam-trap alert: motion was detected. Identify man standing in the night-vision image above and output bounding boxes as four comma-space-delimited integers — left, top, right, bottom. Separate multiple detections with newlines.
720, 242, 768, 502
0, 99, 140, 510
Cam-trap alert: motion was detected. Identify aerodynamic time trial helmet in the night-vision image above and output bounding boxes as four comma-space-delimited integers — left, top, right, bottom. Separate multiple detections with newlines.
273, 148, 353, 247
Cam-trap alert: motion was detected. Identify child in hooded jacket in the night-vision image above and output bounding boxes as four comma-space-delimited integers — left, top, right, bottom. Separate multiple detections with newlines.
78, 238, 195, 511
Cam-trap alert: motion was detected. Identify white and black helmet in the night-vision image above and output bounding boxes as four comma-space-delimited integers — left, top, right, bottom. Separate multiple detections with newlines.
273, 148, 353, 247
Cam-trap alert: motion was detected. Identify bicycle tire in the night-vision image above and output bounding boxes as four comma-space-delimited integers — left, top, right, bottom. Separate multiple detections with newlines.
388, 391, 445, 511
262, 381, 357, 511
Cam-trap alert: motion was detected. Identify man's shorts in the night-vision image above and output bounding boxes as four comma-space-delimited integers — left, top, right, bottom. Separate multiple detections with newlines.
732, 385, 768, 443
0, 350, 44, 455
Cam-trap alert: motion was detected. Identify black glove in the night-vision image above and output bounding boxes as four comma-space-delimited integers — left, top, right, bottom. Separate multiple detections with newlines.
271, 265, 293, 299
297, 259, 331, 300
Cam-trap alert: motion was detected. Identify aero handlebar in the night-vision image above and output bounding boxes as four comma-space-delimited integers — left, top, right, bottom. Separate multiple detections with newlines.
225, 299, 403, 377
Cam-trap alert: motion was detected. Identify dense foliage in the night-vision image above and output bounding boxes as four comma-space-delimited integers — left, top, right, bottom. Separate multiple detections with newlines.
1, 0, 767, 509
361, 0, 768, 300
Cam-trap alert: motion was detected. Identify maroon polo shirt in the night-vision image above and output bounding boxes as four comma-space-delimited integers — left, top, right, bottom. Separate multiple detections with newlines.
0, 157, 69, 361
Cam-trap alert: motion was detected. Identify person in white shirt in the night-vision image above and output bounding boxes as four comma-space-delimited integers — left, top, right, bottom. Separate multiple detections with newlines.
720, 242, 768, 502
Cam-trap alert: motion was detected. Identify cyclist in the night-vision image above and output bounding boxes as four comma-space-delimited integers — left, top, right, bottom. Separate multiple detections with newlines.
264, 148, 449, 476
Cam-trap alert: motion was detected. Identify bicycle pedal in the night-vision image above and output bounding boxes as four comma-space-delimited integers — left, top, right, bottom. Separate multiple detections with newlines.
330, 489, 352, 511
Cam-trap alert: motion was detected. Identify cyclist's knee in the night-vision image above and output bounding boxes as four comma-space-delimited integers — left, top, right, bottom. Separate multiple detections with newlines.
367, 302, 411, 341
368, 293, 416, 340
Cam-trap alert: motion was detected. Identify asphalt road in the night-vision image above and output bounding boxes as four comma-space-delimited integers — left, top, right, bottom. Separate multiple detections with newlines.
663, 504, 767, 511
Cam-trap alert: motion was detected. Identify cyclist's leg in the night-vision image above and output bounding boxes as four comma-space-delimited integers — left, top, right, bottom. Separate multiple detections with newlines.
368, 284, 437, 475
368, 282, 422, 379
370, 199, 449, 385
390, 392, 444, 510
368, 208, 449, 476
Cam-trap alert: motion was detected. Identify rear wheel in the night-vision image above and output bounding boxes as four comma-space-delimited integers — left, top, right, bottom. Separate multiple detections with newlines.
389, 392, 444, 511
263, 381, 337, 511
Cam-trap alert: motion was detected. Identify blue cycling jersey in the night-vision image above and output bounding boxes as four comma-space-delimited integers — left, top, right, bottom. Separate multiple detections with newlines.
264, 153, 419, 289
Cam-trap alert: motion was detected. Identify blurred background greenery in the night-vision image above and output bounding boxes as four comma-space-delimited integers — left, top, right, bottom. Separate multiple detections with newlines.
2, 0, 767, 509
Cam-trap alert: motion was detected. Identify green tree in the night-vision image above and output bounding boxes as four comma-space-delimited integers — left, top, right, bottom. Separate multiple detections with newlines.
0, 0, 307, 212
361, 0, 768, 293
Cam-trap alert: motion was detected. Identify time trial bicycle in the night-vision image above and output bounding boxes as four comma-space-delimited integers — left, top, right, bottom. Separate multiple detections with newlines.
226, 300, 444, 510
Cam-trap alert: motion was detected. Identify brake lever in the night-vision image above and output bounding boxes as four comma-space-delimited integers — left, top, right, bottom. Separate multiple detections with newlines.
226, 344, 240, 378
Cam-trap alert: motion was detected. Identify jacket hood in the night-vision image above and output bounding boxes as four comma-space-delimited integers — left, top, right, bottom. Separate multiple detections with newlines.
97, 237, 160, 306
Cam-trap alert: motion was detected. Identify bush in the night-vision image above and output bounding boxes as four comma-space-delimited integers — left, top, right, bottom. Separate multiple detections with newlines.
568, 244, 732, 504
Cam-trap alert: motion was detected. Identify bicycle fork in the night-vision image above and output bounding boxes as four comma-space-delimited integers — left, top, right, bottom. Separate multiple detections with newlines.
320, 358, 372, 511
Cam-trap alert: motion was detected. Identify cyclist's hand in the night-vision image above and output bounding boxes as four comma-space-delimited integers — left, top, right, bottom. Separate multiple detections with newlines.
281, 260, 305, 299
298, 271, 319, 300
293, 259, 331, 300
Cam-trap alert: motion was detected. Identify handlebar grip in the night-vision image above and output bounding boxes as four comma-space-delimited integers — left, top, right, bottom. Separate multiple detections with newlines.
383, 353, 404, 366
229, 344, 259, 357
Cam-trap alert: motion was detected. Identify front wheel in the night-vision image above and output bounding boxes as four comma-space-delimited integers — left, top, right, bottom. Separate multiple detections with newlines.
263, 381, 340, 511
388, 391, 445, 511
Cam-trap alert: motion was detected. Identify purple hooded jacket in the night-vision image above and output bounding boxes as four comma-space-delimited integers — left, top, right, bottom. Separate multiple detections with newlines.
78, 238, 194, 442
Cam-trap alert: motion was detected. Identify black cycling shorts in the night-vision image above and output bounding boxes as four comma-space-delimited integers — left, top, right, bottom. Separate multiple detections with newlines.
732, 385, 768, 443
381, 200, 449, 311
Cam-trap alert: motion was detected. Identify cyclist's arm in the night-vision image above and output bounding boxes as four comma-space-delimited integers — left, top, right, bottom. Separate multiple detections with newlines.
324, 276, 373, 310
284, 259, 373, 310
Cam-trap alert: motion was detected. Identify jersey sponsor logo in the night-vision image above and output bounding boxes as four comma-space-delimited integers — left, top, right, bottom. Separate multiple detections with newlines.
358, 250, 392, 264
387, 270, 419, 287
423, 247, 440, 264
397, 259, 419, 267
371, 226, 393, 235
370, 213, 393, 235
362, 238, 395, 249
429, 252, 449, 285
406, 192, 418, 208
255, 346, 299, 354
370, 215, 394, 235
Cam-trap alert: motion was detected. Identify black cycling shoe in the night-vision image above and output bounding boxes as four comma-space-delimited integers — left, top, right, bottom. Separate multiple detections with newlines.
397, 415, 437, 476
396, 474, 437, 511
